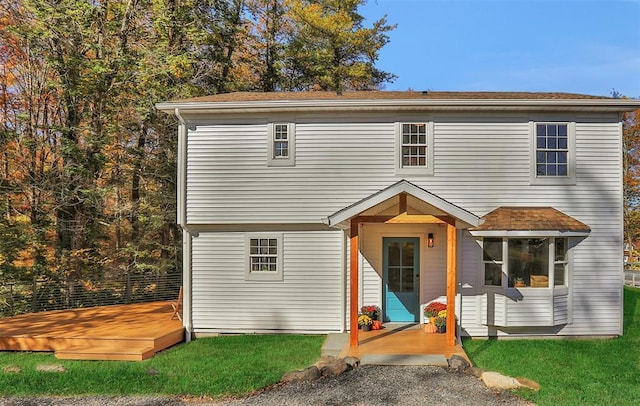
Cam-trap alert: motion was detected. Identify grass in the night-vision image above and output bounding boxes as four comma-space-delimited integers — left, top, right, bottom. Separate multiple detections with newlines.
464, 286, 640, 406
0, 334, 325, 397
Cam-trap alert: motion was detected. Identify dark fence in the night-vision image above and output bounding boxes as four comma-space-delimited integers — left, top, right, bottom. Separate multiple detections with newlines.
0, 273, 181, 318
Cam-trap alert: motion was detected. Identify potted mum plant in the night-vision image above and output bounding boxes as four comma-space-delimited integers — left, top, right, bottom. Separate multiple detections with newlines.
360, 305, 381, 320
358, 314, 373, 331
423, 301, 446, 324
434, 316, 446, 333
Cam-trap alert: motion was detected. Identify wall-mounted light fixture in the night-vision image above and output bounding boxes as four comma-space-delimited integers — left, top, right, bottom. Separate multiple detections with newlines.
427, 233, 434, 248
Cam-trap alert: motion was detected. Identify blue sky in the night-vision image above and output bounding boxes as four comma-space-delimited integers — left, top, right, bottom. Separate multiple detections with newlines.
360, 0, 640, 97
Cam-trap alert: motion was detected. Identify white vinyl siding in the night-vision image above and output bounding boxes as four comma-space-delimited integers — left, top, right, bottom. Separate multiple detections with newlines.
192, 230, 343, 333
481, 289, 569, 327
185, 112, 623, 337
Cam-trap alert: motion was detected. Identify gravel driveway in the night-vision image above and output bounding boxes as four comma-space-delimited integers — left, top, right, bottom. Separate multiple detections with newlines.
0, 365, 533, 406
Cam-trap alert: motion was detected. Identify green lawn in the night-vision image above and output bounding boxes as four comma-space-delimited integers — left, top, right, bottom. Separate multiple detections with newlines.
464, 286, 640, 406
3, 290, 639, 402
0, 334, 325, 397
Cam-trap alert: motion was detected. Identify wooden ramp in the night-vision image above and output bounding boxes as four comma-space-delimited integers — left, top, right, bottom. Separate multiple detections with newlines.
0, 301, 184, 361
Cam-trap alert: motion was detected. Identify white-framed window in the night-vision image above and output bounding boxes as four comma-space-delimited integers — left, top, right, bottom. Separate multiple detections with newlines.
482, 238, 503, 286
530, 121, 575, 185
245, 233, 283, 281
268, 123, 295, 166
396, 121, 434, 175
554, 238, 568, 286
482, 237, 569, 288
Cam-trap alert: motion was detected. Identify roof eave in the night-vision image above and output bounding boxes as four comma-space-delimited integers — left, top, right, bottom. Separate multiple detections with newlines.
469, 230, 591, 238
156, 98, 640, 115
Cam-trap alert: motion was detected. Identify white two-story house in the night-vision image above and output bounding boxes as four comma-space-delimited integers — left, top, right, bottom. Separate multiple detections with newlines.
157, 91, 640, 347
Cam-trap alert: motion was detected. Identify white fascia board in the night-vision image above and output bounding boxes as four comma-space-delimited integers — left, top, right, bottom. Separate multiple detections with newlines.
326, 180, 480, 228
468, 230, 591, 238
155, 98, 640, 115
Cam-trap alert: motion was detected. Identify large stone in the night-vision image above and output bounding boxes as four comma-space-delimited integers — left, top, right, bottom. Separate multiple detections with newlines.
281, 366, 320, 383
3, 365, 21, 374
343, 356, 360, 369
319, 357, 348, 377
448, 355, 470, 372
466, 367, 485, 378
481, 371, 521, 390
516, 376, 541, 391
36, 364, 65, 373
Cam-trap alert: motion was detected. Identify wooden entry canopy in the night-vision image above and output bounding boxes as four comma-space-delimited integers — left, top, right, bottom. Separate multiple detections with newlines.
324, 181, 480, 348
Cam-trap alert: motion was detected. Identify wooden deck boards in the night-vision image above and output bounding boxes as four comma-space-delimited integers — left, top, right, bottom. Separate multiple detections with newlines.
341, 323, 470, 363
0, 301, 184, 361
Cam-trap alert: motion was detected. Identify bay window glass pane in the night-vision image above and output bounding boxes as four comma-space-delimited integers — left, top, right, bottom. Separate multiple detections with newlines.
484, 263, 502, 286
555, 238, 567, 261
508, 238, 548, 287
554, 263, 566, 286
483, 238, 502, 261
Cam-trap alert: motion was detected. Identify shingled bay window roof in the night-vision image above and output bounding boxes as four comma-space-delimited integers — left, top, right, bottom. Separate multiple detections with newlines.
469, 207, 591, 237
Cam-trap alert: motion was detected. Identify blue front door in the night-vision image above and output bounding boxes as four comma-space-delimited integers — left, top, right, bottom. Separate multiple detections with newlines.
383, 237, 420, 322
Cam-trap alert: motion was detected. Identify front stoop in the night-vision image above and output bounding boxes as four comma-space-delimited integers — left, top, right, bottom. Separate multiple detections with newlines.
360, 354, 448, 366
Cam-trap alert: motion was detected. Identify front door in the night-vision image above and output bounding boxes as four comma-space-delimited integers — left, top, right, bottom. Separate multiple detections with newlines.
383, 237, 420, 322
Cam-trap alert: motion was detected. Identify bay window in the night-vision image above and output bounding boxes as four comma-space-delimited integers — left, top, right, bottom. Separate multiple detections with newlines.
482, 237, 568, 288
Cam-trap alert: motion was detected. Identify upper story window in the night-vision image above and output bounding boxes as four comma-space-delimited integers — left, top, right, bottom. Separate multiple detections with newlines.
274, 124, 289, 158
536, 123, 568, 176
482, 237, 569, 288
530, 121, 575, 185
268, 123, 295, 167
245, 233, 284, 281
396, 121, 434, 175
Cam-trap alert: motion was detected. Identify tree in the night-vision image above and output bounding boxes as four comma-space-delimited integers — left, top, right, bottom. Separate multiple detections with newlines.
623, 105, 640, 247
0, 0, 396, 306
286, 0, 396, 91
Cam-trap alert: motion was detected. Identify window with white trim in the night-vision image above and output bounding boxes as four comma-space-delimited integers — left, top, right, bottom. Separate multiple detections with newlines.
531, 122, 575, 185
482, 237, 568, 288
268, 123, 295, 166
554, 238, 568, 286
245, 234, 283, 281
482, 238, 503, 286
396, 122, 434, 175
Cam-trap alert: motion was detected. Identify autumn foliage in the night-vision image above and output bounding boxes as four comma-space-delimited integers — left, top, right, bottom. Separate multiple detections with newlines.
0, 1, 395, 287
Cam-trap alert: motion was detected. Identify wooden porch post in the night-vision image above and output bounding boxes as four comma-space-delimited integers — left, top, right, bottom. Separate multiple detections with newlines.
349, 219, 359, 347
446, 222, 457, 347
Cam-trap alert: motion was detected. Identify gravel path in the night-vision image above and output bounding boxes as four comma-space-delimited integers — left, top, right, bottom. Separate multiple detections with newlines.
0, 365, 533, 406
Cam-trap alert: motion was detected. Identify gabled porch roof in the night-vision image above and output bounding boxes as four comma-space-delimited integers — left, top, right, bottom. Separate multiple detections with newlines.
324, 180, 480, 228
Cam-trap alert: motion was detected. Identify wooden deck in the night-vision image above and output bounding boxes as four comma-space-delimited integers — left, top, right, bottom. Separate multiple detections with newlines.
340, 323, 470, 363
0, 301, 184, 361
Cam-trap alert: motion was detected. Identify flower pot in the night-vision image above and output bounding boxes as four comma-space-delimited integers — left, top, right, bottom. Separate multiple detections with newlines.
423, 323, 437, 333
362, 324, 371, 332
437, 325, 446, 333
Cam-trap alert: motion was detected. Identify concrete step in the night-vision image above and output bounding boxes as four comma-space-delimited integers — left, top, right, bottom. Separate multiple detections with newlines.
360, 354, 449, 366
